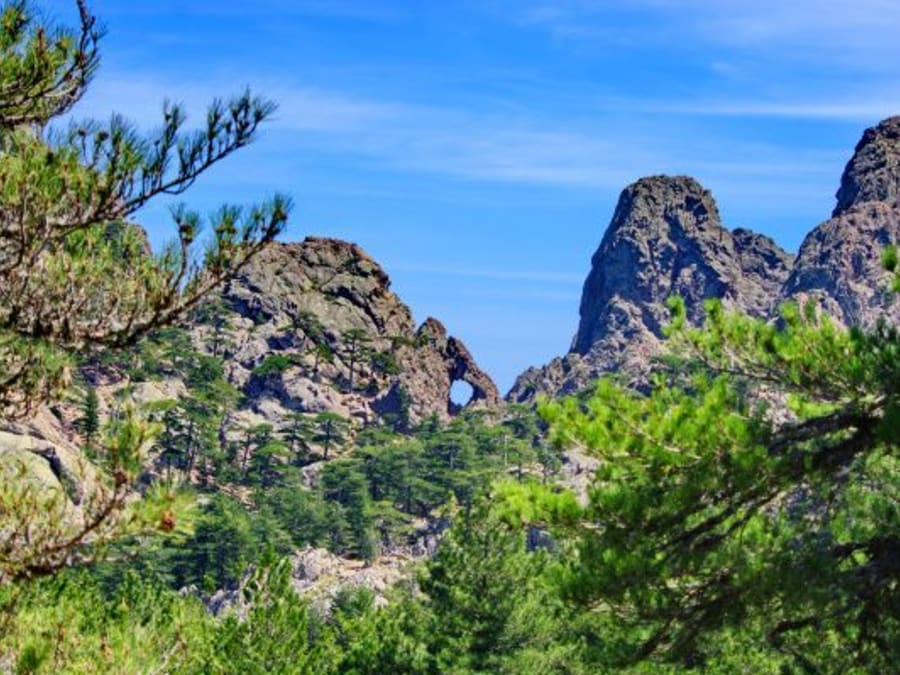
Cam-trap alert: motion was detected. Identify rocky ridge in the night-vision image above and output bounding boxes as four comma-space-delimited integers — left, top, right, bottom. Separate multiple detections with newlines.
0, 237, 500, 526
203, 238, 499, 429
781, 117, 900, 328
510, 116, 900, 401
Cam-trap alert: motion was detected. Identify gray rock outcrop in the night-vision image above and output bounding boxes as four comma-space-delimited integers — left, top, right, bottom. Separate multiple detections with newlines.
509, 176, 791, 400
201, 238, 499, 427
782, 117, 900, 327
512, 116, 900, 402
834, 116, 900, 217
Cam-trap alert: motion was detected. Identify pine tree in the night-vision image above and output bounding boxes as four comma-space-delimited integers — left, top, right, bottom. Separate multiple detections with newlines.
79, 384, 100, 449
0, 0, 289, 583
283, 412, 316, 466
341, 328, 370, 391
542, 298, 900, 670
321, 461, 375, 562
421, 497, 579, 673
310, 341, 334, 380
313, 412, 350, 460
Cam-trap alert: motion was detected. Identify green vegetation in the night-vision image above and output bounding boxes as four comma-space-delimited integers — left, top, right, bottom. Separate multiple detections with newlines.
0, 489, 577, 674
0, 0, 288, 585
341, 327, 370, 390
78, 384, 100, 450
2, 303, 900, 673
1, 2, 899, 673
96, 328, 554, 585
252, 353, 303, 377
6, 295, 900, 671
538, 298, 900, 671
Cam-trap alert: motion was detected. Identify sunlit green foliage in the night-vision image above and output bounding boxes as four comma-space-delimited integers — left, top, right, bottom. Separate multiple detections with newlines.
0, 0, 287, 585
541, 298, 900, 670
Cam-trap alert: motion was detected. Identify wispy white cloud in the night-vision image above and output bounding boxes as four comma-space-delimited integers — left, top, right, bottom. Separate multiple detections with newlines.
596, 97, 900, 122
510, 0, 900, 52
69, 75, 403, 133
679, 0, 900, 50
68, 69, 860, 217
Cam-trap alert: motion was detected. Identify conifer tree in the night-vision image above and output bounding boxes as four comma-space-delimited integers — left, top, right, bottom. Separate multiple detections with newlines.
313, 412, 350, 460
542, 298, 900, 670
310, 341, 334, 380
79, 383, 99, 448
0, 0, 289, 583
283, 412, 316, 466
341, 328, 370, 391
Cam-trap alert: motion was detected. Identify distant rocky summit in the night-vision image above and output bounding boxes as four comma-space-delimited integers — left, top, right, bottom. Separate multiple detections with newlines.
833, 116, 900, 216
198, 238, 499, 428
781, 117, 900, 328
508, 176, 791, 400
510, 116, 900, 401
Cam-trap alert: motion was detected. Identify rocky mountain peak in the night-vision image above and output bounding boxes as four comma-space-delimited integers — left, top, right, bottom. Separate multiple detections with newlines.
573, 175, 754, 356
226, 238, 404, 333
834, 116, 900, 217
783, 117, 900, 327
510, 174, 791, 401
512, 116, 900, 402
573, 175, 788, 355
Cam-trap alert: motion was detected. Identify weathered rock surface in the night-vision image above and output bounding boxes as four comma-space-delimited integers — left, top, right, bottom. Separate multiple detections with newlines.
0, 238, 499, 527
204, 547, 417, 617
509, 176, 792, 400
205, 516, 451, 617
512, 116, 900, 401
833, 116, 900, 217
199, 238, 499, 427
0, 408, 95, 506
782, 117, 900, 327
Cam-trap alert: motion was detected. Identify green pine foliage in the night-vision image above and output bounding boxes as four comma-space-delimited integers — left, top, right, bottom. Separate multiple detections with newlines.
78, 384, 99, 448
0, 0, 288, 586
541, 298, 900, 670
252, 353, 303, 378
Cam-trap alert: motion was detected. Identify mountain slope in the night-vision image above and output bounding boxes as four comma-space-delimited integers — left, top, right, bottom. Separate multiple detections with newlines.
206, 238, 499, 428
781, 117, 900, 327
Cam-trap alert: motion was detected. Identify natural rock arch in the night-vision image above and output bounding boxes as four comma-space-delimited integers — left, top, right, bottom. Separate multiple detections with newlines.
444, 335, 500, 414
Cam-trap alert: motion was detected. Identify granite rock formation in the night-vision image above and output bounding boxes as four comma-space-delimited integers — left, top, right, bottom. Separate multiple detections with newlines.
509, 176, 792, 401
782, 117, 900, 327
199, 238, 499, 428
0, 238, 499, 502
512, 116, 900, 402
833, 116, 900, 217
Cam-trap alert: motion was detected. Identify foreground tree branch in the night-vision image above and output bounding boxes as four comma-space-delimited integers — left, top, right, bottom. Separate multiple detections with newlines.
542, 298, 900, 671
0, 0, 290, 583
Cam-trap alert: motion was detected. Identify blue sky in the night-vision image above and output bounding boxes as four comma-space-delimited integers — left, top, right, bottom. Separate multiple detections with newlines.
48, 0, 900, 394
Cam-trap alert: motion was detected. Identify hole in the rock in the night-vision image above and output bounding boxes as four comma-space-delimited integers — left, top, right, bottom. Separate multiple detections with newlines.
449, 380, 474, 410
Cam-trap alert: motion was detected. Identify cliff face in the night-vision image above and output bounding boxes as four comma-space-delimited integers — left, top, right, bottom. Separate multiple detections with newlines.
833, 116, 900, 217
509, 176, 792, 401
511, 116, 900, 402
200, 238, 499, 428
781, 117, 900, 328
